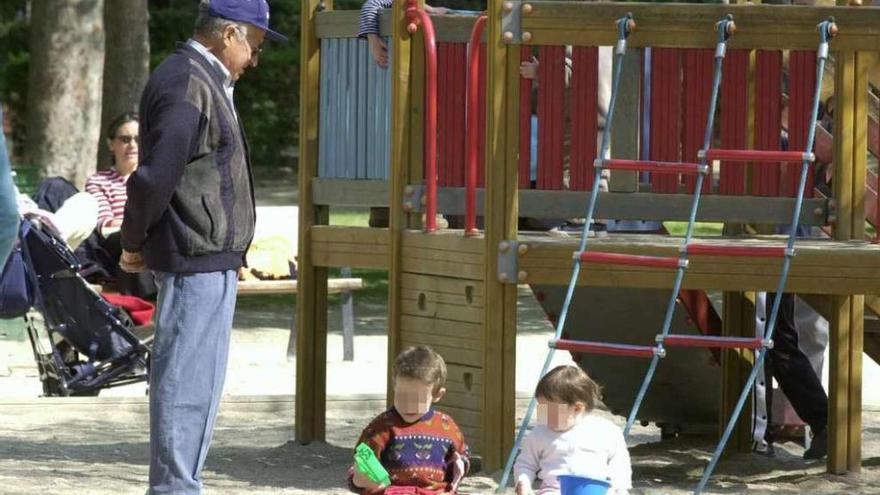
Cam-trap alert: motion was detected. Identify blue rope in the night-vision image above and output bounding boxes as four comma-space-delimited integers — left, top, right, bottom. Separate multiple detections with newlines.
694, 18, 836, 495
623, 14, 734, 438
495, 14, 635, 492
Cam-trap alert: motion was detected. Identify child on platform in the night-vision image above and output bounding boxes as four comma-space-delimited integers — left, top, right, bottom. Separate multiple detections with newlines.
349, 345, 470, 494
515, 365, 632, 495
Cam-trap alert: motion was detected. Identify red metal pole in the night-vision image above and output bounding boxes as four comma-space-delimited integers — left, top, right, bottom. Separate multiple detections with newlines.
465, 15, 487, 236
407, 4, 438, 232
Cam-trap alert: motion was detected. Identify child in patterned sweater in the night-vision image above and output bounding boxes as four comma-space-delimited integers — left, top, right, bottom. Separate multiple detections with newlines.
349, 345, 470, 494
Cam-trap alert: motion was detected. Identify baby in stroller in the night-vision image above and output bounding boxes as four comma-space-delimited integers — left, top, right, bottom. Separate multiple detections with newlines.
0, 217, 152, 396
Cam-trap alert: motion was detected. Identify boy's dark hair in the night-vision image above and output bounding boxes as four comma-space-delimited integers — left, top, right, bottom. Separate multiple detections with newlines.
393, 346, 447, 393
535, 365, 600, 411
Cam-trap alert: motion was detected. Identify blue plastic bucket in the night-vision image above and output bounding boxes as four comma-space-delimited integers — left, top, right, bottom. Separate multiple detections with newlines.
558, 475, 610, 495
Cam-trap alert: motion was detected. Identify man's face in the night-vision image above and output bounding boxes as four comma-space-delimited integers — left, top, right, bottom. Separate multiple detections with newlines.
220, 24, 266, 81
393, 377, 444, 424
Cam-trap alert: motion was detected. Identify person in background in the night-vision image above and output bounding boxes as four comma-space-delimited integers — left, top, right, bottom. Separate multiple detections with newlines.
86, 112, 139, 235
0, 103, 19, 265
358, 0, 450, 68
119, 1, 287, 493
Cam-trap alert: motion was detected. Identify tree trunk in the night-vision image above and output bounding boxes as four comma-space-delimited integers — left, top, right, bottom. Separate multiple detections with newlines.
26, 0, 105, 189
98, 0, 149, 170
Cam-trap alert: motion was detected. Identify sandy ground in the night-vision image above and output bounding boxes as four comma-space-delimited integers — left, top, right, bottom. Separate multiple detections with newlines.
1, 284, 879, 494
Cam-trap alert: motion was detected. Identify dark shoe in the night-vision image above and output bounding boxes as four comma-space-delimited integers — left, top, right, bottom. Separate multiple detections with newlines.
804, 429, 827, 460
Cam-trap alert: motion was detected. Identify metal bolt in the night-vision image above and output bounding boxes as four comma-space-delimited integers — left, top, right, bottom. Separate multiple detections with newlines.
517, 270, 528, 282
518, 243, 529, 255
503, 31, 514, 42
503, 1, 514, 12
499, 240, 510, 253
407, 23, 418, 34
522, 3, 533, 14
813, 207, 824, 217
499, 272, 509, 282
521, 31, 532, 42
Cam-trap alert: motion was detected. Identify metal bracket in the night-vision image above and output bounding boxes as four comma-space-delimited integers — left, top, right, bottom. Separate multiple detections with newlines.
501, 1, 523, 44
497, 240, 519, 284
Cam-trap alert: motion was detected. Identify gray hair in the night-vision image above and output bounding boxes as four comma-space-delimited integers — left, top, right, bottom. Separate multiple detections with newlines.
194, 1, 248, 40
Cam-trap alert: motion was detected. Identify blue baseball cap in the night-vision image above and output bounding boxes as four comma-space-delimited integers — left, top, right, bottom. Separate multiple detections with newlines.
208, 0, 288, 43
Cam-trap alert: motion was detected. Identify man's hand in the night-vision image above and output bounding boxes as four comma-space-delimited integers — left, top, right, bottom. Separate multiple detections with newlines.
520, 56, 539, 80
515, 480, 535, 495
351, 464, 385, 491
367, 34, 389, 68
120, 249, 148, 274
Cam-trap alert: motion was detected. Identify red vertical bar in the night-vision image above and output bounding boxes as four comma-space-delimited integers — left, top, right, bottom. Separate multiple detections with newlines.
519, 48, 533, 189
650, 48, 681, 193
570, 47, 598, 191
719, 50, 748, 195
753, 50, 782, 196
537, 46, 566, 190
436, 43, 450, 186
787, 50, 816, 198
455, 43, 467, 187
682, 48, 713, 194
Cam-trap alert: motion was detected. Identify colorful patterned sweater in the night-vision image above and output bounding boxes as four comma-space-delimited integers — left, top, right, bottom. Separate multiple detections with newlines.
349, 408, 471, 494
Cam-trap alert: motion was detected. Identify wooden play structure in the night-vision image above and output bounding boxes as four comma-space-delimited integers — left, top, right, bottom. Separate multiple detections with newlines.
296, 0, 880, 488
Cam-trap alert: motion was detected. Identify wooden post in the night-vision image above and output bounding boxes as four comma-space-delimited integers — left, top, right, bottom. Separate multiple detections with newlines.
829, 48, 857, 474
720, 291, 756, 453
482, 0, 520, 471
388, 0, 417, 400
610, 49, 640, 192
296, 0, 331, 443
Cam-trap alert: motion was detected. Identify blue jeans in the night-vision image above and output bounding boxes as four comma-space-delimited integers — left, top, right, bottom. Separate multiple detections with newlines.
148, 270, 238, 494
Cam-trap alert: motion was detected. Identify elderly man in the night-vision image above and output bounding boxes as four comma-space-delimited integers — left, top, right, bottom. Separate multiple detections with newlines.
119, 1, 286, 493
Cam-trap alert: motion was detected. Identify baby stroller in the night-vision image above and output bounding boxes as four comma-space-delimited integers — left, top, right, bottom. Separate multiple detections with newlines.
2, 217, 152, 396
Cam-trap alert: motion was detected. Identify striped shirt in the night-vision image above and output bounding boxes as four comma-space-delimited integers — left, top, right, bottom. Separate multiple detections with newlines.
358, 0, 392, 38
85, 169, 128, 228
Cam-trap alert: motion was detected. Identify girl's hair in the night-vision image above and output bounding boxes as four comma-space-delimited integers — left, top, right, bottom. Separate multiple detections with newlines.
106, 112, 139, 140
393, 346, 447, 394
535, 365, 601, 411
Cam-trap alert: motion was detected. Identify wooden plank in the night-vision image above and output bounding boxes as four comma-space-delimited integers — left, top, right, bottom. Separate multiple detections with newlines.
401, 288, 485, 309
238, 278, 363, 295
403, 229, 485, 253
312, 225, 389, 244
609, 48, 639, 192
296, 0, 329, 444
400, 299, 484, 324
312, 178, 389, 206
436, 188, 829, 225
849, 295, 864, 472
829, 295, 851, 474
400, 315, 484, 341
721, 292, 757, 454
401, 272, 484, 295
401, 246, 486, 266
400, 332, 483, 367
480, 0, 520, 471
388, 0, 415, 405
313, 251, 388, 269
518, 3, 880, 51
401, 255, 485, 280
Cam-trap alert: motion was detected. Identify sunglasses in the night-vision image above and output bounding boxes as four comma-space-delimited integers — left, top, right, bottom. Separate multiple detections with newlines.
115, 135, 138, 145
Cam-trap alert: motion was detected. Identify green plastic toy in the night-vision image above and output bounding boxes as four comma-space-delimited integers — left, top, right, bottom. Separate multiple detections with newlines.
354, 442, 391, 487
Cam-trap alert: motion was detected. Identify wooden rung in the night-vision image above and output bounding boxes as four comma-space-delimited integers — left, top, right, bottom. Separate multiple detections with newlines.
599, 159, 706, 175
577, 251, 684, 269
551, 339, 658, 358
236, 278, 364, 295
686, 243, 788, 258
703, 149, 814, 163
662, 334, 764, 349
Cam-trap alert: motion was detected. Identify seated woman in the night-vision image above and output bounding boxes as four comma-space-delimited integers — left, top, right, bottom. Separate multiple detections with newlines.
84, 112, 156, 299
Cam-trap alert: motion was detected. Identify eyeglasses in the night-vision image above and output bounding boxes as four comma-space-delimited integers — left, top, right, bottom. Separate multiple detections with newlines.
115, 135, 138, 145
234, 26, 262, 61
